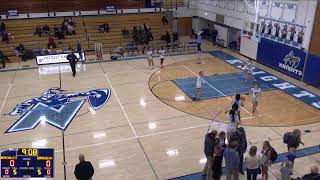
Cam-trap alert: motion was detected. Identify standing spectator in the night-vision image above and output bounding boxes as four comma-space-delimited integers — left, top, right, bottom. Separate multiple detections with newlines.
14, 44, 25, 60
286, 148, 296, 169
74, 153, 94, 180
201, 130, 218, 180
286, 129, 304, 151
99, 24, 105, 33
0, 50, 9, 68
281, 25, 288, 40
0, 22, 5, 36
244, 146, 263, 180
224, 141, 240, 180
302, 165, 320, 180
67, 24, 74, 35
162, 16, 169, 25
212, 27, 218, 46
261, 141, 273, 180
66, 49, 79, 77
165, 31, 171, 47
212, 131, 226, 180
236, 127, 247, 174
280, 159, 293, 180
158, 47, 165, 68
297, 30, 304, 44
197, 34, 203, 52
76, 40, 83, 62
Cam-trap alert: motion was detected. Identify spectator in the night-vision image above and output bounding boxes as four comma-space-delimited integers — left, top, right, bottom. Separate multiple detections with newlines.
297, 30, 304, 44
244, 146, 263, 180
302, 165, 320, 180
2, 32, 10, 44
287, 129, 304, 151
212, 131, 226, 180
67, 24, 75, 35
34, 26, 42, 37
0, 50, 9, 68
286, 147, 296, 169
14, 44, 25, 61
105, 23, 110, 32
42, 24, 50, 35
54, 25, 59, 37
280, 159, 293, 180
201, 130, 217, 180
172, 32, 179, 43
47, 36, 57, 49
224, 141, 240, 180
122, 26, 129, 38
197, 34, 203, 52
236, 127, 247, 174
165, 31, 171, 47
212, 27, 218, 45
74, 153, 94, 180
162, 16, 169, 25
0, 22, 5, 36
99, 24, 105, 33
76, 40, 83, 62
261, 141, 273, 180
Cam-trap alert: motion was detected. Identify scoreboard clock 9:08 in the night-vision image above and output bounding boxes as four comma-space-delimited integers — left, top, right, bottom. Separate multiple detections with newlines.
0, 148, 54, 178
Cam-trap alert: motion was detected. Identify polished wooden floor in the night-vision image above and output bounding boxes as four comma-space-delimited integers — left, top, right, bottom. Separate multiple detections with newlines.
0, 47, 320, 180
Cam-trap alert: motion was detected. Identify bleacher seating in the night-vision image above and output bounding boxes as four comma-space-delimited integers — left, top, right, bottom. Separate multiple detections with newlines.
0, 13, 172, 62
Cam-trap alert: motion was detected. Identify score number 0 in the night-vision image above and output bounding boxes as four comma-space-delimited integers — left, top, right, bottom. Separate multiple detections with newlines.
37, 160, 52, 176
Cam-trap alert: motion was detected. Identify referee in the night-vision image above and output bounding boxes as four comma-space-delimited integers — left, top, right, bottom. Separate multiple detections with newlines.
66, 49, 79, 77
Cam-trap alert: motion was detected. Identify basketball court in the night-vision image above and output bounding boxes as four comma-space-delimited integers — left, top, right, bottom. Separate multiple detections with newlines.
0, 47, 320, 179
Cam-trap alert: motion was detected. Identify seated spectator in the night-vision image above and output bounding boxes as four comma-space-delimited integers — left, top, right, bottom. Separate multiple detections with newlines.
34, 26, 42, 37
47, 36, 57, 49
302, 166, 319, 180
42, 24, 50, 35
54, 25, 59, 37
0, 50, 9, 68
99, 24, 105, 33
14, 44, 25, 60
114, 47, 126, 58
0, 22, 5, 36
105, 23, 110, 32
122, 26, 129, 38
67, 24, 75, 35
162, 16, 169, 25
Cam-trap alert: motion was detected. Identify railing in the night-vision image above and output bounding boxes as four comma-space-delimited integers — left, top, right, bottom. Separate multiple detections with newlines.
0, 0, 189, 15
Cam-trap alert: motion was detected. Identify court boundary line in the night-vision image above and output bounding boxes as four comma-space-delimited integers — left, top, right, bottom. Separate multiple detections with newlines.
100, 63, 160, 180
0, 84, 12, 117
183, 65, 253, 116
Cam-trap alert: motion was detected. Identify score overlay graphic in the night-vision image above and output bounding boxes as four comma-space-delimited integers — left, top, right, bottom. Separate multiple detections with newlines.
0, 148, 54, 178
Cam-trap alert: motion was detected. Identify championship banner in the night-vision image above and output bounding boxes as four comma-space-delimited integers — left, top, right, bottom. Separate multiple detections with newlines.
95, 43, 103, 60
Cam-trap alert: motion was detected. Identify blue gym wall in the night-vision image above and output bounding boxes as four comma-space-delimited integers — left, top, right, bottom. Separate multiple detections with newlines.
256, 38, 306, 80
303, 54, 320, 87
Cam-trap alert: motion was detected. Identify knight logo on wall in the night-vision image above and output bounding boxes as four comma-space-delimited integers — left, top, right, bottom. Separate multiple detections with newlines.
4, 88, 111, 133
279, 50, 302, 76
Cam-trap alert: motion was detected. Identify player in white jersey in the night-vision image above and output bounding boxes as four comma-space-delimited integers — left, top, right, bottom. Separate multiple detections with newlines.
158, 47, 165, 68
193, 71, 205, 101
242, 61, 254, 83
146, 48, 154, 69
249, 83, 262, 115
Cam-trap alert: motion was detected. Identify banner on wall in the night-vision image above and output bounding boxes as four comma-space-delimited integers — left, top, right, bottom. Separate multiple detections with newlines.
257, 38, 306, 80
95, 43, 103, 60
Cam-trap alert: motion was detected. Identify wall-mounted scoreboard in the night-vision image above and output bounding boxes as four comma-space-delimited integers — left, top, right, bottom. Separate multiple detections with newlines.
0, 148, 54, 178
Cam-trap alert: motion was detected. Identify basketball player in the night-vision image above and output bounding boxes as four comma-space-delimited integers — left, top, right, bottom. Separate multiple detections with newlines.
242, 61, 254, 83
233, 94, 244, 120
249, 83, 262, 115
146, 48, 154, 69
159, 47, 165, 68
193, 71, 205, 101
